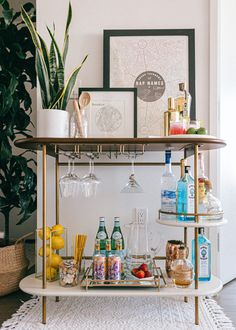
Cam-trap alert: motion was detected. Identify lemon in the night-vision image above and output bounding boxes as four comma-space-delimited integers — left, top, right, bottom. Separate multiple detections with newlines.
38, 245, 53, 257
47, 253, 62, 269
38, 227, 51, 240
51, 224, 64, 236
46, 266, 57, 281
51, 236, 64, 250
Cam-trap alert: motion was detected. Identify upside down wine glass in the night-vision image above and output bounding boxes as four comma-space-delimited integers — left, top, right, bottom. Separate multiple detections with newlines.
120, 160, 144, 194
80, 159, 101, 198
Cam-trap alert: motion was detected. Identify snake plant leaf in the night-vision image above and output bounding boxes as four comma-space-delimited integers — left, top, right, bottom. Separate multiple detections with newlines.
62, 2, 72, 63
49, 38, 57, 87
36, 49, 50, 108
62, 34, 69, 64
0, 0, 9, 10
50, 88, 65, 109
60, 54, 88, 110
21, 5, 41, 50
47, 26, 64, 90
38, 35, 50, 79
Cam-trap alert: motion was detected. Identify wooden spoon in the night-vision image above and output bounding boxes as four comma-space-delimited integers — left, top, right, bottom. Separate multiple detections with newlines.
73, 99, 83, 137
79, 92, 91, 114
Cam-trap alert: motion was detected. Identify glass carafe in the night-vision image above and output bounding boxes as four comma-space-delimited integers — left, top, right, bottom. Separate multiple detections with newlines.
125, 216, 152, 277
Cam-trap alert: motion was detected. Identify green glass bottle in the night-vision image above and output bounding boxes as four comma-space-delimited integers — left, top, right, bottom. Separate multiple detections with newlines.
96, 217, 108, 254
111, 217, 124, 252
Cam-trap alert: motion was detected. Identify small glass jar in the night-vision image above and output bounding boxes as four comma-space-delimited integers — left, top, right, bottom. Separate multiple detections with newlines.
59, 260, 78, 287
171, 246, 194, 288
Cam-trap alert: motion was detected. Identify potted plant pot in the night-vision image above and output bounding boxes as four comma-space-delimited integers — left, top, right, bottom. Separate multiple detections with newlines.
37, 109, 69, 138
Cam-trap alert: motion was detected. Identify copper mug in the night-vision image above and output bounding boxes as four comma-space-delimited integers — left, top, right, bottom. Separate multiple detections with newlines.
166, 240, 187, 278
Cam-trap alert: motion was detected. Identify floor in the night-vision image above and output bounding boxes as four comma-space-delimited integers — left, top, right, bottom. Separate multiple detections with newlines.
0, 280, 235, 328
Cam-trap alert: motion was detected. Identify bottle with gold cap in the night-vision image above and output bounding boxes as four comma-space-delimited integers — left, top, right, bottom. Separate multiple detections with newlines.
175, 82, 192, 130
164, 97, 179, 136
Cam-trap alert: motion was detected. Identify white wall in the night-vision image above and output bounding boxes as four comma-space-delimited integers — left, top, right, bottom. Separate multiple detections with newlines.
218, 0, 236, 283
36, 0, 210, 256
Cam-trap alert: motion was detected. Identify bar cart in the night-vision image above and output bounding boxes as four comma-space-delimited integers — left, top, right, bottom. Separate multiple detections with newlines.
15, 136, 227, 325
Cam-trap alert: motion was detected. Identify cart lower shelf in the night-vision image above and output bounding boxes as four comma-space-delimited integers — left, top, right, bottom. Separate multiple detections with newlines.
20, 274, 222, 297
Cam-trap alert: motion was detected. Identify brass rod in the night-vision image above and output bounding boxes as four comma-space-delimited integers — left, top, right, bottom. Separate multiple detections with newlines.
195, 296, 199, 325
42, 145, 47, 290
55, 152, 59, 225
42, 145, 47, 324
42, 296, 46, 324
180, 159, 186, 177
184, 226, 188, 303
194, 145, 199, 324
58, 162, 181, 167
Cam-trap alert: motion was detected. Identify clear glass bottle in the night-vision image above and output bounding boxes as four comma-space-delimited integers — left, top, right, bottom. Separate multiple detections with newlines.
69, 112, 80, 138
201, 180, 223, 220
192, 228, 211, 281
115, 239, 125, 279
161, 150, 177, 219
175, 82, 192, 131
171, 246, 194, 288
96, 217, 108, 254
177, 166, 195, 221
111, 217, 124, 252
126, 214, 152, 273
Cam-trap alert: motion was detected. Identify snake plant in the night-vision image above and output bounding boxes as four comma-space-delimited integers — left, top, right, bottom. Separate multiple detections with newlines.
21, 2, 88, 110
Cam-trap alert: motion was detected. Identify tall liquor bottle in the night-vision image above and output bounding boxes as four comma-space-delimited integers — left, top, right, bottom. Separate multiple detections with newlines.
96, 217, 108, 254
161, 150, 177, 219
177, 166, 195, 221
175, 82, 192, 130
111, 217, 124, 252
192, 228, 211, 281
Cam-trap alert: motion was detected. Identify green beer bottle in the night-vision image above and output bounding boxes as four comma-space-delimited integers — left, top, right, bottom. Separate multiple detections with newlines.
96, 217, 108, 254
111, 217, 124, 252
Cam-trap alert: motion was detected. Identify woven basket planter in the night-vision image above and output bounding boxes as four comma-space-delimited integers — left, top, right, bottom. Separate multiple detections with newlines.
0, 234, 31, 296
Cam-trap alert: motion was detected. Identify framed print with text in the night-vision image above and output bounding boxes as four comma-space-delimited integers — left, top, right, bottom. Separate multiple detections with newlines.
103, 29, 195, 137
78, 88, 137, 138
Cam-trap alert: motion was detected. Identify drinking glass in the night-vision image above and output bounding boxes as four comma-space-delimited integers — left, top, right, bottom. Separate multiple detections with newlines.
80, 159, 101, 198
59, 157, 80, 198
121, 160, 144, 193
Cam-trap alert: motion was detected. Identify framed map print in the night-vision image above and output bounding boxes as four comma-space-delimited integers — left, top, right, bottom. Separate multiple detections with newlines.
103, 29, 195, 137
78, 88, 137, 138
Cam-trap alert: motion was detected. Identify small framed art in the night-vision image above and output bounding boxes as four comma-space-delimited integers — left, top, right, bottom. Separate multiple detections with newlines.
78, 88, 137, 138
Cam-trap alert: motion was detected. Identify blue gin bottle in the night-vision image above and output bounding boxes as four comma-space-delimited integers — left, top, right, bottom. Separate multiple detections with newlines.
192, 228, 211, 281
177, 166, 195, 221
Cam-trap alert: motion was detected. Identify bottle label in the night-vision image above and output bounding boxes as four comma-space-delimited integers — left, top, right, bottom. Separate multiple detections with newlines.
199, 244, 209, 277
112, 232, 122, 240
161, 190, 176, 212
97, 231, 106, 240
187, 183, 195, 213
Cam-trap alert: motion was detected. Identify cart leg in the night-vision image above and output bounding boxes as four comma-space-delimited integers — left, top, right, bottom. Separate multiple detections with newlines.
194, 145, 199, 325
195, 296, 199, 325
42, 145, 47, 324
184, 227, 188, 302
55, 152, 60, 303
42, 296, 47, 324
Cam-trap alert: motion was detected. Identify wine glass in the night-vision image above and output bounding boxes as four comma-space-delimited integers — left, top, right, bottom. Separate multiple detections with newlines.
148, 224, 164, 258
80, 159, 101, 198
121, 160, 144, 193
59, 156, 80, 198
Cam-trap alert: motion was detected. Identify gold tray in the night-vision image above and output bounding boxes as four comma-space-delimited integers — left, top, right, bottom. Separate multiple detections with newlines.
80, 260, 167, 291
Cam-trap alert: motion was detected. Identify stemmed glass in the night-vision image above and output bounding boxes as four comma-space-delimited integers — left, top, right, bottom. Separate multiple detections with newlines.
121, 160, 144, 193
59, 156, 80, 198
80, 159, 101, 198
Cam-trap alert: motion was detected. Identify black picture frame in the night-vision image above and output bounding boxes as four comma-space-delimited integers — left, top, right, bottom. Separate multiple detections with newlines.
103, 29, 196, 135
78, 87, 137, 138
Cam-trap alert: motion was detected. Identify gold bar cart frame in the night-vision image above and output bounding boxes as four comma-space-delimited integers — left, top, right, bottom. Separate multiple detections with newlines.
40, 142, 204, 325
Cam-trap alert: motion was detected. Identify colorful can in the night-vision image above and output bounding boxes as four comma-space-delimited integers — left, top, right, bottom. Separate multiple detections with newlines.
108, 255, 121, 280
93, 255, 106, 280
